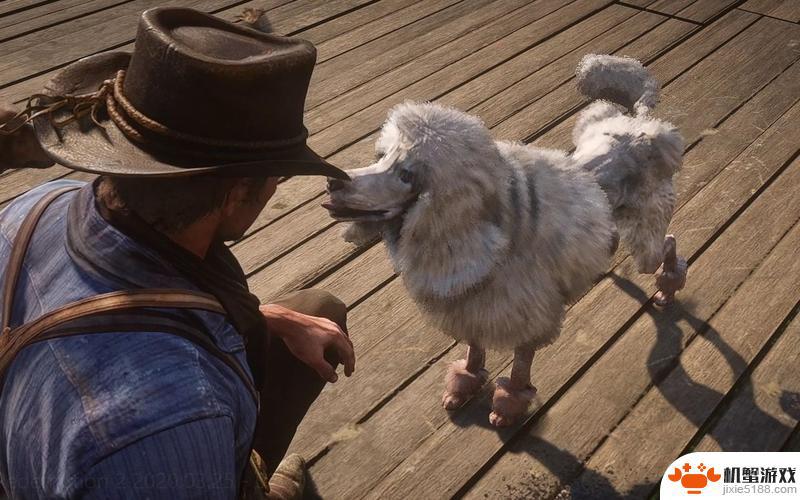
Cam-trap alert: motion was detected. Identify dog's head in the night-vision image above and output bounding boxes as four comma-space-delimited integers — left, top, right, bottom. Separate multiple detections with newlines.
323, 101, 499, 223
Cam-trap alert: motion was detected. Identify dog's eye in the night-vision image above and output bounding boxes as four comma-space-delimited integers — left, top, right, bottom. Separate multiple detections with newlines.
375, 151, 386, 161
399, 169, 414, 184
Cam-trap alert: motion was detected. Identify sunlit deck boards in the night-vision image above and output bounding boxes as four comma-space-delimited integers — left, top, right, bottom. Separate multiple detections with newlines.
1, 1, 799, 498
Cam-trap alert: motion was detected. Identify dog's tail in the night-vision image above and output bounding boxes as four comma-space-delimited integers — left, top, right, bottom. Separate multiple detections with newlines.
576, 54, 659, 117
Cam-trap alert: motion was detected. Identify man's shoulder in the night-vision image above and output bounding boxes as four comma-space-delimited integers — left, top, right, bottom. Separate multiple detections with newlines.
0, 179, 86, 236
0, 330, 250, 495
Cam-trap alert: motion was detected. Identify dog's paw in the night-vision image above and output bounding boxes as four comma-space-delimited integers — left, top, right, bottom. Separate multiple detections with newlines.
489, 377, 537, 427
655, 255, 687, 306
442, 359, 488, 410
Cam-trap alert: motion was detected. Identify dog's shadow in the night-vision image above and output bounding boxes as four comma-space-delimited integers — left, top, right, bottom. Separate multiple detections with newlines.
434, 272, 798, 498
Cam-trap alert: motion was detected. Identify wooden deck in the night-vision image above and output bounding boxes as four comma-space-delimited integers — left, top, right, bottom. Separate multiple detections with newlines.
2, 0, 800, 498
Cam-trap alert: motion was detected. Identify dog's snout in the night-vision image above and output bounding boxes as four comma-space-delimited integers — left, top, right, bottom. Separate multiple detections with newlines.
327, 178, 347, 192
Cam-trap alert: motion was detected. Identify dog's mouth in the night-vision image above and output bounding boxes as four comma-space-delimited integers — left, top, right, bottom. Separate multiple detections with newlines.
321, 202, 390, 221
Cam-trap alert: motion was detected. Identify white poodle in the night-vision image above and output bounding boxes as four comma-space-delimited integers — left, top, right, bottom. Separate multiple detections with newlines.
323, 54, 687, 426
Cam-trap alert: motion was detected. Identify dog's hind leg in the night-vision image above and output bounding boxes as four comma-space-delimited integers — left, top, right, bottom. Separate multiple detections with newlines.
654, 234, 687, 306
442, 344, 488, 410
490, 345, 537, 427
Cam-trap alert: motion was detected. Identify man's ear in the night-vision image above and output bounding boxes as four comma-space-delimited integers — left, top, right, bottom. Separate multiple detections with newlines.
221, 179, 250, 217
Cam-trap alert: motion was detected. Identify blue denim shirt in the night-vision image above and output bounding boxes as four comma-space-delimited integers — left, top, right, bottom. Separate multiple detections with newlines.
0, 180, 257, 499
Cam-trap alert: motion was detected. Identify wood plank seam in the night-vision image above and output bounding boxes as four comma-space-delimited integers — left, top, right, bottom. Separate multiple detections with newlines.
522, 8, 759, 144
0, 0, 259, 91
616, 0, 704, 25
0, 1, 60, 20
566, 210, 800, 498
780, 421, 800, 451
308, 10, 782, 320
683, 300, 800, 453
319, 0, 615, 160
738, 7, 800, 25
292, 0, 383, 36
457, 145, 800, 498
0, 0, 137, 45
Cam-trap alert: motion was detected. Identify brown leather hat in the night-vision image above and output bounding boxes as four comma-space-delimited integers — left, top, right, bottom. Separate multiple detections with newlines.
31, 7, 348, 179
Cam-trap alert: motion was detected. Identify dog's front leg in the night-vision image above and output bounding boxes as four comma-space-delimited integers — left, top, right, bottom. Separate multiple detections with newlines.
442, 343, 488, 410
654, 234, 687, 306
490, 345, 537, 427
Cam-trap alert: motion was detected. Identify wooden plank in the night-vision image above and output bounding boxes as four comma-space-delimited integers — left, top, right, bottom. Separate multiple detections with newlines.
634, 0, 696, 16
453, 14, 689, 129
239, 5, 676, 299
531, 12, 793, 149
0, 0, 276, 82
306, 0, 543, 108
742, 0, 800, 22
0, 1, 53, 17
0, 0, 131, 41
313, 0, 463, 63
299, 14, 800, 497
454, 101, 800, 500
306, 0, 597, 135
0, 0, 374, 91
308, 0, 629, 155
493, 8, 762, 143
242, 8, 765, 324
568, 218, 800, 497
694, 312, 800, 452
299, 0, 424, 45
361, 96, 800, 499
673, 0, 740, 23
313, 243, 396, 308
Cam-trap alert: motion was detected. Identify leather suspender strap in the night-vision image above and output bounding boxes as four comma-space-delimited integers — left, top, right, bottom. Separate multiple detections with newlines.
1, 185, 80, 334
29, 310, 259, 404
0, 185, 259, 406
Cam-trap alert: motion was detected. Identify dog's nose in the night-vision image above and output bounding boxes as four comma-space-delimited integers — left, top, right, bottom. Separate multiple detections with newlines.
327, 178, 346, 192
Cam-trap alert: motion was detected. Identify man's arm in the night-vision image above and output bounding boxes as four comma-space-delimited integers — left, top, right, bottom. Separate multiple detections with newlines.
69, 417, 239, 499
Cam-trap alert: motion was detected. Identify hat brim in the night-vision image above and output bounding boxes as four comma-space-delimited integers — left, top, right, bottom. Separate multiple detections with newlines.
33, 52, 349, 179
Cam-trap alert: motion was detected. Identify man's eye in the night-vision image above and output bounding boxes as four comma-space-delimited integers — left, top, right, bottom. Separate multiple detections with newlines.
399, 169, 414, 184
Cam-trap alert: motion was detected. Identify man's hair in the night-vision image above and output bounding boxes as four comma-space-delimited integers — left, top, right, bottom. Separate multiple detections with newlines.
96, 175, 269, 233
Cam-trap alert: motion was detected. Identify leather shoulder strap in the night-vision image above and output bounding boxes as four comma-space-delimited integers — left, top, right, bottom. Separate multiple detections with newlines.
1, 185, 80, 333
0, 185, 258, 405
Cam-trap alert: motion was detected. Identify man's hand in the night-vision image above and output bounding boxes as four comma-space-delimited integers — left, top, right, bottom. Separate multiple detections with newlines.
0, 105, 54, 173
260, 303, 355, 383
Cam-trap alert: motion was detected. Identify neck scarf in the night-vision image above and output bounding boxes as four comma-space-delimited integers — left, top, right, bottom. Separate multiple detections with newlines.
66, 181, 269, 388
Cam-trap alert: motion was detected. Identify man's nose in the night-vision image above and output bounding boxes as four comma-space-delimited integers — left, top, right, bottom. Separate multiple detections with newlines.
327, 178, 347, 192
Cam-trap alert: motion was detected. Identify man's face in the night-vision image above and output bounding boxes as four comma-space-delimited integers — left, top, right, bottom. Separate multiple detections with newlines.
216, 176, 279, 241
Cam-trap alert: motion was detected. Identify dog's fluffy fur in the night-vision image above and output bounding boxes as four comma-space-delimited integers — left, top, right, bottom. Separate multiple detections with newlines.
327, 54, 683, 352
325, 54, 686, 424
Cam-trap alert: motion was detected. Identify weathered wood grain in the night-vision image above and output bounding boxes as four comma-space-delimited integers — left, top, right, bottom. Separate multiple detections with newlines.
306, 0, 540, 108
0, 0, 132, 41
532, 11, 790, 150
306, 0, 594, 134
455, 102, 800, 500
494, 8, 762, 143
313, 0, 462, 64
0, 0, 278, 81
694, 312, 800, 452
742, 0, 800, 22
298, 17, 797, 498
568, 214, 800, 498
298, 0, 424, 46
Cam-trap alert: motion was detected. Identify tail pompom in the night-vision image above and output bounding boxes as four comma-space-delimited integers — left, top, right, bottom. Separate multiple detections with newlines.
576, 54, 659, 116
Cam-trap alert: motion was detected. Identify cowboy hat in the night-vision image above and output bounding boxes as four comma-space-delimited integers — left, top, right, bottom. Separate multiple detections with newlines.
30, 7, 348, 179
